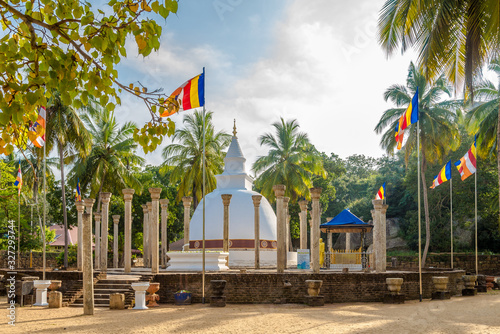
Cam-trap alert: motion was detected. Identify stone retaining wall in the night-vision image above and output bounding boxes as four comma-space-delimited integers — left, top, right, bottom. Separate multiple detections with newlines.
388, 254, 500, 275
0, 251, 59, 269
152, 270, 466, 304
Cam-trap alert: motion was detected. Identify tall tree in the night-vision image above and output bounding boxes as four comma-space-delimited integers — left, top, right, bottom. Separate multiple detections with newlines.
161, 110, 231, 208
374, 62, 460, 266
252, 118, 326, 202
70, 101, 144, 207
45, 93, 91, 268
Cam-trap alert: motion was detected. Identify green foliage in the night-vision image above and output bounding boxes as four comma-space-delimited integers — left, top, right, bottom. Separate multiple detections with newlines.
0, 0, 179, 155
253, 118, 326, 202
161, 110, 231, 208
56, 244, 77, 267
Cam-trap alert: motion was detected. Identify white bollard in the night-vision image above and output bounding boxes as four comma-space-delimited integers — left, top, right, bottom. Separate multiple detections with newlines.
33, 280, 51, 306
131, 282, 150, 310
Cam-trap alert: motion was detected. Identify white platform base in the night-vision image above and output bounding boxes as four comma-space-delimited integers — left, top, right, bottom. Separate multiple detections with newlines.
33, 280, 51, 307
167, 252, 230, 271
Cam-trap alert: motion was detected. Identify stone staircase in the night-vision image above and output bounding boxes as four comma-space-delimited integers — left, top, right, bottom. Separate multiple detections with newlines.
69, 274, 145, 308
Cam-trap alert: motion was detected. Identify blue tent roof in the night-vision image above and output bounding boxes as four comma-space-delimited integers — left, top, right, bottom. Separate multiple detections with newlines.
320, 209, 373, 233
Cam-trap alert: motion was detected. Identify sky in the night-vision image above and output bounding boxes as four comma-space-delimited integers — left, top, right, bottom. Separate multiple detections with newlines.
114, 0, 419, 169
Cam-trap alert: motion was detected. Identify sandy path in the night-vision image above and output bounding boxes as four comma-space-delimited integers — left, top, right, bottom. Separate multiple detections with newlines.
1, 292, 500, 334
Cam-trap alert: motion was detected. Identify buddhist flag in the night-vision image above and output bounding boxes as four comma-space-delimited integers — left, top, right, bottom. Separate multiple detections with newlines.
161, 72, 205, 117
75, 178, 81, 202
430, 161, 452, 189
29, 106, 46, 148
454, 137, 477, 181
375, 182, 386, 200
395, 88, 419, 150
14, 159, 22, 196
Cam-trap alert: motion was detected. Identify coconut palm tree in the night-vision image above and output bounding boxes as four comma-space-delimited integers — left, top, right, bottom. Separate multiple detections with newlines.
374, 62, 461, 266
252, 118, 326, 202
70, 101, 144, 206
18, 154, 57, 204
161, 110, 231, 208
45, 93, 91, 268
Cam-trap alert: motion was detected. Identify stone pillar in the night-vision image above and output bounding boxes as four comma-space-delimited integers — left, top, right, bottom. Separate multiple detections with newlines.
160, 199, 169, 268
149, 188, 162, 274
75, 201, 85, 271
284, 197, 290, 254
112, 215, 120, 268
141, 204, 149, 267
122, 189, 135, 274
182, 197, 193, 251
310, 188, 322, 273
309, 219, 314, 265
299, 200, 308, 250
93, 212, 101, 270
372, 199, 389, 272
221, 194, 232, 252
273, 185, 286, 273
100, 192, 112, 273
252, 195, 262, 269
82, 213, 94, 315
146, 202, 153, 267
345, 233, 351, 251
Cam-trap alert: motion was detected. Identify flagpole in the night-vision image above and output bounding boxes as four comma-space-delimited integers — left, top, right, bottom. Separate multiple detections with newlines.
417, 122, 422, 302
474, 160, 478, 275
43, 135, 47, 280
202, 67, 206, 304
450, 177, 453, 269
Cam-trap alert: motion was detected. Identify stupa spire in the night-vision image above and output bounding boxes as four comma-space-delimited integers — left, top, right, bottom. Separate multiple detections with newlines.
233, 119, 237, 138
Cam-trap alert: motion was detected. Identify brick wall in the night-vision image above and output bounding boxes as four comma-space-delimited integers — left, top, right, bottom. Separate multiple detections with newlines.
152, 270, 466, 304
388, 254, 500, 275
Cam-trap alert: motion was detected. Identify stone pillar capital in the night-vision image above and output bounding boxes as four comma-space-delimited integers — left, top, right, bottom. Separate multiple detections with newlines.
122, 188, 135, 201
149, 187, 162, 200
147, 202, 152, 210
252, 195, 262, 207
221, 194, 232, 205
381, 204, 389, 214
182, 196, 193, 207
112, 215, 120, 224
283, 197, 290, 205
272, 184, 286, 198
94, 212, 102, 221
310, 187, 322, 199
372, 199, 384, 208
160, 199, 170, 208
100, 192, 112, 203
83, 198, 95, 209
141, 204, 148, 213
75, 201, 85, 212
298, 200, 308, 211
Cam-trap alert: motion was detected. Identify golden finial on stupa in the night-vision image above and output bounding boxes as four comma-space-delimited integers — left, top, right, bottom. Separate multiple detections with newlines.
233, 119, 237, 138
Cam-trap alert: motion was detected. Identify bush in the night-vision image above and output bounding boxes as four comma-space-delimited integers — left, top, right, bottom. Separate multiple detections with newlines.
56, 244, 77, 267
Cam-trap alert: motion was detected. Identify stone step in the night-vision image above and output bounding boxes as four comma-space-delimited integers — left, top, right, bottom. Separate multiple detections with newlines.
97, 280, 139, 284
73, 298, 110, 304
69, 303, 109, 308
95, 284, 132, 289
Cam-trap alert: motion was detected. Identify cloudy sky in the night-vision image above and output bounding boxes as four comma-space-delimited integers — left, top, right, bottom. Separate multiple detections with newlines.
115, 0, 418, 168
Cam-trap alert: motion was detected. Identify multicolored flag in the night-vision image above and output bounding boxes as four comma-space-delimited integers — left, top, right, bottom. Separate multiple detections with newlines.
375, 182, 386, 200
395, 88, 419, 150
29, 106, 46, 148
430, 161, 452, 189
14, 159, 22, 196
160, 72, 205, 117
75, 178, 81, 201
454, 137, 477, 181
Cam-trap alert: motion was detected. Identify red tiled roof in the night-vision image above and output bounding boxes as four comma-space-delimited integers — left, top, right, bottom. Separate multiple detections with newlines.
49, 224, 78, 246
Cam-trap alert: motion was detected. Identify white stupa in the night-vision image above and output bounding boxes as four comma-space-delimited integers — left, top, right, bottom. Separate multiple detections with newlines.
188, 122, 294, 267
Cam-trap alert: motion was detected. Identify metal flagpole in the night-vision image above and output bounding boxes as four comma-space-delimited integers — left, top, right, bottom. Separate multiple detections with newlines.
475, 160, 478, 275
450, 178, 453, 269
202, 67, 206, 304
417, 122, 422, 302
43, 131, 47, 280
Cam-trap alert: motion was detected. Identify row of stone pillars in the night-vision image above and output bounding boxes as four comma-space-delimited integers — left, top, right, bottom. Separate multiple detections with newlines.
75, 188, 169, 275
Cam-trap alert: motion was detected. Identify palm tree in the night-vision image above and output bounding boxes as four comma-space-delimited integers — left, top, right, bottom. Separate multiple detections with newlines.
161, 110, 231, 208
18, 154, 57, 204
45, 93, 91, 268
252, 118, 326, 202
378, 2, 500, 223
374, 62, 460, 266
70, 101, 144, 205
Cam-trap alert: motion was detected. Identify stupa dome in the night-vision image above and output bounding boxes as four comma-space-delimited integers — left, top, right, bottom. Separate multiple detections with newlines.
189, 122, 278, 265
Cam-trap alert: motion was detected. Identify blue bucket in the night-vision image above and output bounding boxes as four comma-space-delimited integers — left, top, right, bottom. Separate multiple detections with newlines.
174, 292, 192, 305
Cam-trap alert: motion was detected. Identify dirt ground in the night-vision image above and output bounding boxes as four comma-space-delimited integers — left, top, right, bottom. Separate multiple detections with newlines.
1, 292, 500, 333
